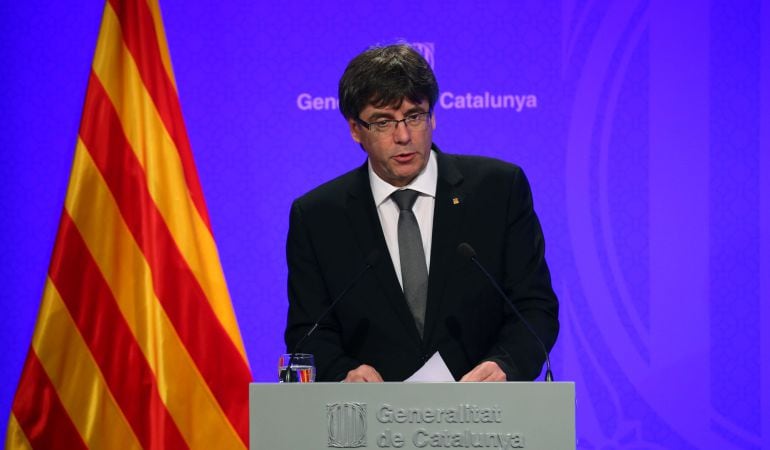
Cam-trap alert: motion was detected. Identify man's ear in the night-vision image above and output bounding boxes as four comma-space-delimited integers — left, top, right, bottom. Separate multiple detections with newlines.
348, 119, 362, 143
430, 111, 436, 130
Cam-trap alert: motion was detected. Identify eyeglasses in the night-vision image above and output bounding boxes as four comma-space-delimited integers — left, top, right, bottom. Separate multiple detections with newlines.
356, 111, 431, 134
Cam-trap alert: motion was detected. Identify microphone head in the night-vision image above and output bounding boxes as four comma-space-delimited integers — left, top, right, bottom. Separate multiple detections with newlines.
365, 249, 381, 266
456, 242, 477, 260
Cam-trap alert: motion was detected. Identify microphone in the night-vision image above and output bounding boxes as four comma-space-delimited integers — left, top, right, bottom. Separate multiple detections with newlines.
457, 242, 554, 382
282, 250, 380, 382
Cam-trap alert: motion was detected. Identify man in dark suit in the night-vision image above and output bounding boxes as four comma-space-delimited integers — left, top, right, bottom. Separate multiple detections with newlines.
285, 44, 558, 382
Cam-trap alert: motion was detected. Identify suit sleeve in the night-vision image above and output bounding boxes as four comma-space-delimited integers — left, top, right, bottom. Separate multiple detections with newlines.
284, 200, 361, 381
483, 167, 559, 380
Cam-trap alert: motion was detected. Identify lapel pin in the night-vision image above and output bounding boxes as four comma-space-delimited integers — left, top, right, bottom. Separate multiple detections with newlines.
452, 197, 460, 205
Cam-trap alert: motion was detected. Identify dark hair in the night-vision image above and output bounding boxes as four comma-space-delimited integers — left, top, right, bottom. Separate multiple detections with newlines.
338, 44, 439, 120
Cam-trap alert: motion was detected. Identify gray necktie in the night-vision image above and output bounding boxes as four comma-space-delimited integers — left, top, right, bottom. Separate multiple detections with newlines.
391, 189, 428, 337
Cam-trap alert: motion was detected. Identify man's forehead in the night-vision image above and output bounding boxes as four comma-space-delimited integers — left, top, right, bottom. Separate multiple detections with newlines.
361, 97, 429, 115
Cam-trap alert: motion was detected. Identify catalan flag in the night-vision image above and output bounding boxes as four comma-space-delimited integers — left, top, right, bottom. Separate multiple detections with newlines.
5, 1, 252, 449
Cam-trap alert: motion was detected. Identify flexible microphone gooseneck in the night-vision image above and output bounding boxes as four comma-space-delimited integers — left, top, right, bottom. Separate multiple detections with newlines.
282, 250, 380, 382
456, 242, 554, 382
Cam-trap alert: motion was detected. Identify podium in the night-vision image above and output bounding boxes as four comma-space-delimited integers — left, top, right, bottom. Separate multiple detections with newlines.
250, 382, 575, 449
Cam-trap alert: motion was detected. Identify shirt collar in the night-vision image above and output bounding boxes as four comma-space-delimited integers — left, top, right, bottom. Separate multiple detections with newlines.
369, 149, 438, 207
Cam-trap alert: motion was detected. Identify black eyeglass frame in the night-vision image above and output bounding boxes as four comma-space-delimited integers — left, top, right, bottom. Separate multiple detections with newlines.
355, 111, 432, 133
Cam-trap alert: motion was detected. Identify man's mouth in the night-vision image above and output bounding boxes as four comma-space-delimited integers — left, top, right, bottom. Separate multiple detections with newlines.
393, 152, 417, 163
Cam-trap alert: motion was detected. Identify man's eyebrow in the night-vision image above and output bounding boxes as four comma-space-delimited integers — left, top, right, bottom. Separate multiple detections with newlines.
365, 112, 396, 121
404, 106, 428, 115
366, 107, 427, 121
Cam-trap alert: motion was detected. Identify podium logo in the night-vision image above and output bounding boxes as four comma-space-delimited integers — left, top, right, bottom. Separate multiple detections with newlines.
327, 402, 367, 448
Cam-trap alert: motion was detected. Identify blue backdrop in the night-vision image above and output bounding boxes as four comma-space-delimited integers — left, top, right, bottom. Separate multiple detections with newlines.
1, 1, 768, 448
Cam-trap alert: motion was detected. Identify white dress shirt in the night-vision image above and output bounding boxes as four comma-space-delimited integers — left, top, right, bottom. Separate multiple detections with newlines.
368, 150, 438, 289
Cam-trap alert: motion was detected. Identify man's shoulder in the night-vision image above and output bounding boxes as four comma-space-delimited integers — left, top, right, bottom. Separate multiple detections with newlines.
440, 151, 523, 179
292, 164, 365, 210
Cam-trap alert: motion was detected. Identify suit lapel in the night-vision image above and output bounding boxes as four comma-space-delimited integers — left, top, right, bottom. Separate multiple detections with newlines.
423, 149, 466, 342
344, 164, 423, 345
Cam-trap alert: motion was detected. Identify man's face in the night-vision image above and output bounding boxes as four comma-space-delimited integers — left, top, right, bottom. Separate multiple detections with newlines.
349, 98, 435, 187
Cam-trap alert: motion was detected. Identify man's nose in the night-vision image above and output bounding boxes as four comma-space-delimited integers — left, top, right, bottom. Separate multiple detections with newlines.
392, 120, 411, 144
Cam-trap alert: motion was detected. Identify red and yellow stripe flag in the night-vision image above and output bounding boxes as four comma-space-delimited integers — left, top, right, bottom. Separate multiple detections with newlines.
5, 1, 252, 449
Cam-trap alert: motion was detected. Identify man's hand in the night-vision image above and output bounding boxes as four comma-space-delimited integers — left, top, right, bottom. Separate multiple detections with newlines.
343, 364, 384, 382
460, 361, 506, 382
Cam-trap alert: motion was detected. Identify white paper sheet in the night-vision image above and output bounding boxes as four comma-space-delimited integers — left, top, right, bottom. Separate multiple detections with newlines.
405, 352, 455, 382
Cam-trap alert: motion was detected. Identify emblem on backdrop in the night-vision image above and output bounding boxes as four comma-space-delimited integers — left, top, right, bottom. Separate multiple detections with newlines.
296, 41, 537, 112
409, 42, 435, 69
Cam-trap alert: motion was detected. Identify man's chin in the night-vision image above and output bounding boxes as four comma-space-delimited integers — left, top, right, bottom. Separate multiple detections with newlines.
390, 170, 422, 186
